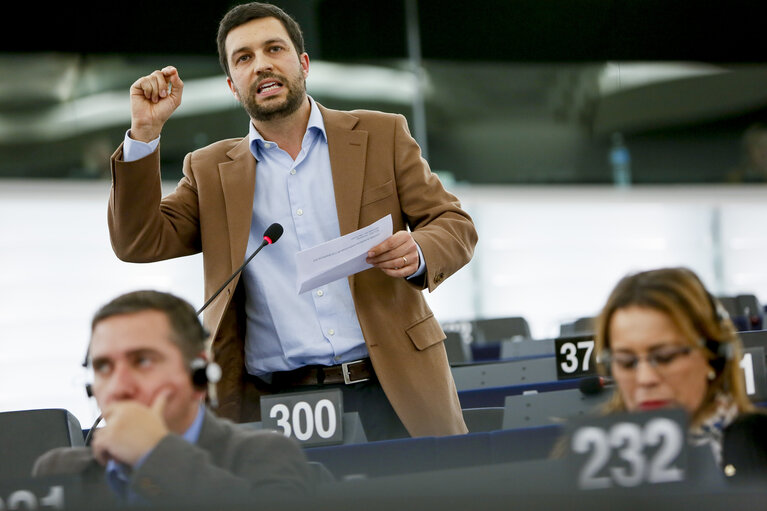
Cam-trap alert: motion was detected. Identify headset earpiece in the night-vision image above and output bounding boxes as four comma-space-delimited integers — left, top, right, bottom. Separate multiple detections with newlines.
703, 291, 735, 376
190, 357, 222, 390
705, 337, 734, 376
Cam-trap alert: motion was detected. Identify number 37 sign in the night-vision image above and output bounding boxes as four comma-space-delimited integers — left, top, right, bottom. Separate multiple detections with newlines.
555, 335, 597, 380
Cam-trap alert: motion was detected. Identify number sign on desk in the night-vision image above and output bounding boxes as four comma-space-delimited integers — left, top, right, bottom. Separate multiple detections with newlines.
0, 482, 68, 510
567, 408, 687, 491
261, 388, 344, 447
555, 336, 597, 380
740, 346, 767, 402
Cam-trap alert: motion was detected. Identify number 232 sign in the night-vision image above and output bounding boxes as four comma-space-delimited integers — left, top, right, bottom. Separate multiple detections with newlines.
567, 408, 687, 490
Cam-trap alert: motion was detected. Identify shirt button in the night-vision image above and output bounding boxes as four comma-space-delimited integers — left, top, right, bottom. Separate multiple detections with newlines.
264, 142, 272, 149
296, 209, 303, 216
328, 329, 335, 336
290, 169, 296, 175
334, 355, 342, 361
316, 290, 324, 297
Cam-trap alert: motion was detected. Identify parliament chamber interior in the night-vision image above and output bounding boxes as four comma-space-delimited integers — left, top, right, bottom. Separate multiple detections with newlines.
2, 0, 767, 509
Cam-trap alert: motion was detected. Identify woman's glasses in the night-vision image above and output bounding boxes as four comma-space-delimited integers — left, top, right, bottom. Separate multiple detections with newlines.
600, 344, 693, 374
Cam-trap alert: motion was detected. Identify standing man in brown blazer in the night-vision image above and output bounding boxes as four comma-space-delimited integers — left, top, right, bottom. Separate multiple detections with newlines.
108, 2, 477, 440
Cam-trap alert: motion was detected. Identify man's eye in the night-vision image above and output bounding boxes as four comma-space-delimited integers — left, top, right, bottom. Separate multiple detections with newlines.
237, 55, 250, 63
268, 46, 283, 53
136, 356, 154, 368
92, 362, 111, 375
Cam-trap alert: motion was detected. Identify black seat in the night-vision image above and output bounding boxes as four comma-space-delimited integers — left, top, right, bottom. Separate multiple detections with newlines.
472, 317, 531, 343
559, 316, 595, 336
445, 330, 471, 364
0, 408, 84, 480
462, 407, 504, 433
737, 294, 763, 330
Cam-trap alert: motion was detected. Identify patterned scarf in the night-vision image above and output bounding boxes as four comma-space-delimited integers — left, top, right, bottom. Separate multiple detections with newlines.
688, 392, 739, 464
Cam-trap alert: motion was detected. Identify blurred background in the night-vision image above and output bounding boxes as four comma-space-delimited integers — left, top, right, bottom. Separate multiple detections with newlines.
2, 0, 767, 426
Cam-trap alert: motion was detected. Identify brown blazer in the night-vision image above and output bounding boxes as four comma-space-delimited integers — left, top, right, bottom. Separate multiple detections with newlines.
108, 105, 477, 437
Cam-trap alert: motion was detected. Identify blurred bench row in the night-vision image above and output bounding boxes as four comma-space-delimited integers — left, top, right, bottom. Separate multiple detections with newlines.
2, 307, 765, 484
444, 293, 765, 364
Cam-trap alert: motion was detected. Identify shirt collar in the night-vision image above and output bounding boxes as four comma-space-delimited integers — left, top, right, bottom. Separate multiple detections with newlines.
248, 95, 326, 160
182, 402, 206, 444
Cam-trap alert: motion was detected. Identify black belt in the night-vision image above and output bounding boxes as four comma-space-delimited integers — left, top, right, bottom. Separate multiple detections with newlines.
271, 358, 375, 387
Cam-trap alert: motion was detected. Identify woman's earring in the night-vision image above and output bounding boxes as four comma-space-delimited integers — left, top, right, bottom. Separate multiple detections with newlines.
707, 369, 716, 381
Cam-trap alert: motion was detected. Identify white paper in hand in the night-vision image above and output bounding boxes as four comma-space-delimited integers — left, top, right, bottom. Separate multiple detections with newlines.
296, 215, 393, 294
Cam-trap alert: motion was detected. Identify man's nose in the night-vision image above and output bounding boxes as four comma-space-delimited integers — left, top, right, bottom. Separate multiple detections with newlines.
253, 54, 274, 75
102, 363, 138, 401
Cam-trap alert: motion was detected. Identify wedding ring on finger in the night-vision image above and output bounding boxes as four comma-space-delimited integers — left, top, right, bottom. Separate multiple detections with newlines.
402, 256, 408, 266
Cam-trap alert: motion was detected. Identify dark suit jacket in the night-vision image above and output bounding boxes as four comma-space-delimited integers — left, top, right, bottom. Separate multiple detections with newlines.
32, 409, 313, 507
108, 105, 477, 436
721, 412, 767, 484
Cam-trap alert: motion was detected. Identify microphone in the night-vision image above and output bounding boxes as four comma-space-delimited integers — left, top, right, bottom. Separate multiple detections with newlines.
196, 223, 283, 315
579, 375, 614, 395
84, 414, 103, 446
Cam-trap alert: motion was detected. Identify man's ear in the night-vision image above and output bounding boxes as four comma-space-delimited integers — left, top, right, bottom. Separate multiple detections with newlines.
227, 77, 240, 100
299, 52, 310, 79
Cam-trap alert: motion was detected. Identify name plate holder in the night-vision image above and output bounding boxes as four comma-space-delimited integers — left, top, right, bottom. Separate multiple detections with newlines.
258, 388, 367, 447
740, 346, 767, 402
555, 335, 597, 380
0, 476, 82, 510
566, 408, 689, 491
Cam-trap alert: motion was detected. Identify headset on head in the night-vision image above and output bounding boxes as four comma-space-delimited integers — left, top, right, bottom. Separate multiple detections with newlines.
703, 291, 735, 375
598, 288, 735, 377
83, 354, 221, 398
82, 354, 221, 446
82, 311, 221, 398
81, 301, 221, 445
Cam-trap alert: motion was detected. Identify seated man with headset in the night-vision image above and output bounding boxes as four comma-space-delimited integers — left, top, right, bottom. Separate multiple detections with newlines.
33, 290, 313, 506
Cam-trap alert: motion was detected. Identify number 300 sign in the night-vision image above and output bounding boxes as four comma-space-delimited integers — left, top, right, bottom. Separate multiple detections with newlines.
260, 388, 344, 447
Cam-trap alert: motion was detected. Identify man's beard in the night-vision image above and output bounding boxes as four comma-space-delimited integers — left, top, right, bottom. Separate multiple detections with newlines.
240, 71, 306, 122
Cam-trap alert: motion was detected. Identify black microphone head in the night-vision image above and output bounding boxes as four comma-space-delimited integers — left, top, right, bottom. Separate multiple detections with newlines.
579, 375, 609, 395
263, 223, 283, 244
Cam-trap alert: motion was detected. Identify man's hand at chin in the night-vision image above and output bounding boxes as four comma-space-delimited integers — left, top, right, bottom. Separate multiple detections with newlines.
92, 391, 170, 467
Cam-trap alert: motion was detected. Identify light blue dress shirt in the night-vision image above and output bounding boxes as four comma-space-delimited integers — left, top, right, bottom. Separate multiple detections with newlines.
241, 97, 369, 375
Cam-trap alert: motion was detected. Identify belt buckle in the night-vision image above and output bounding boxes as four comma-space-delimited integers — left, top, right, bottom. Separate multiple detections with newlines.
342, 359, 370, 385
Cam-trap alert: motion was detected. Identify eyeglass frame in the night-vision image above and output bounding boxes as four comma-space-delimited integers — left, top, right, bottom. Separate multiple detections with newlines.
597, 343, 697, 374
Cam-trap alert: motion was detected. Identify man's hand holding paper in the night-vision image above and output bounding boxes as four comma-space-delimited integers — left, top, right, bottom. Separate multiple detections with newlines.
296, 215, 395, 293
365, 230, 420, 278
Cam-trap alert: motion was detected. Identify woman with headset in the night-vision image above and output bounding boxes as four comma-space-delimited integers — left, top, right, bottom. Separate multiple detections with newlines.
594, 267, 767, 482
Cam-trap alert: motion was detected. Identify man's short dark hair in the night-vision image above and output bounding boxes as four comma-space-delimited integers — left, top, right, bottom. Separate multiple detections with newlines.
91, 290, 208, 364
217, 2, 305, 77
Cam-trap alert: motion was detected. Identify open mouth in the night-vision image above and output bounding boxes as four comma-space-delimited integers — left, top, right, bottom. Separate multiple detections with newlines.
257, 79, 283, 95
